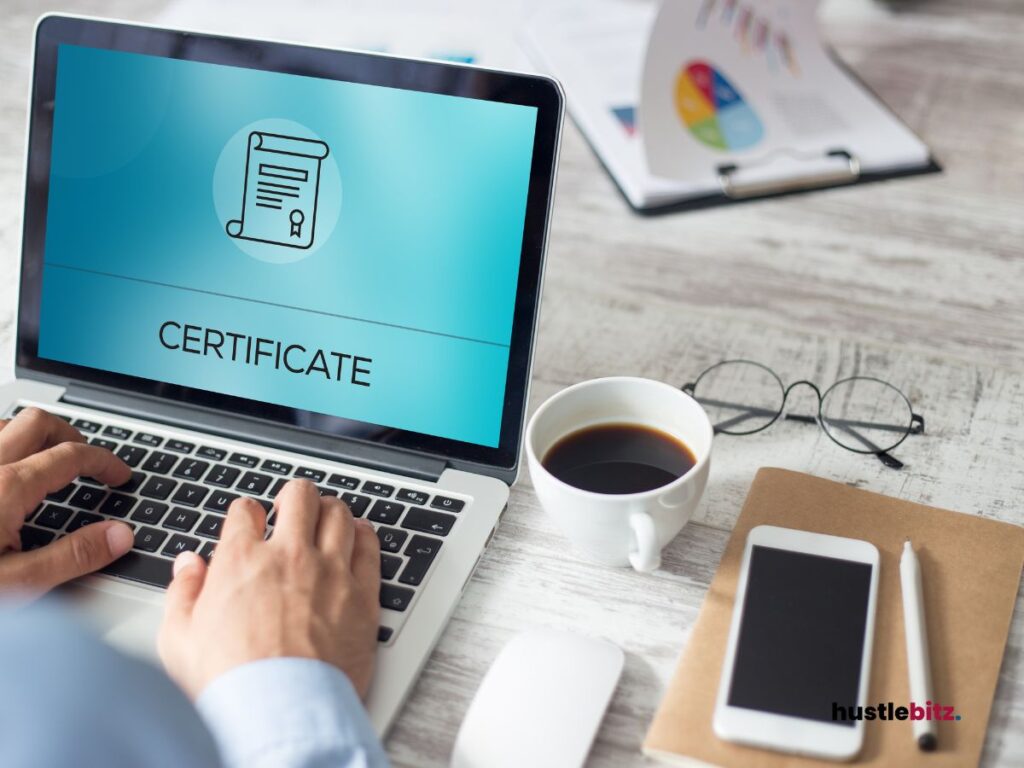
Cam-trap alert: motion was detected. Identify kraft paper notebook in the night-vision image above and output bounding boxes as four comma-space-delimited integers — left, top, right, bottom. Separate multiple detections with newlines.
644, 468, 1024, 768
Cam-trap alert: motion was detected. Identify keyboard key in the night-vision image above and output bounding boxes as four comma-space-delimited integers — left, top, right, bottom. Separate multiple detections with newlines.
69, 485, 105, 511
318, 486, 339, 497
404, 534, 443, 559
236, 471, 272, 495
261, 459, 292, 475
36, 504, 72, 530
340, 493, 370, 517
131, 501, 168, 526
295, 467, 326, 483
362, 481, 394, 498
377, 626, 394, 643
115, 444, 148, 468
162, 534, 201, 557
380, 583, 415, 612
89, 437, 118, 451
368, 501, 405, 525
252, 498, 273, 513
46, 483, 74, 502
173, 459, 210, 482
142, 451, 178, 475
206, 465, 240, 488
399, 536, 442, 586
376, 527, 408, 554
268, 478, 288, 498
197, 515, 224, 539
229, 452, 259, 468
102, 426, 132, 440
102, 552, 173, 588
66, 511, 103, 533
197, 446, 226, 461
72, 419, 102, 434
430, 495, 465, 513
166, 439, 195, 454
327, 474, 360, 490
114, 471, 145, 494
396, 489, 429, 505
133, 527, 168, 553
171, 483, 208, 508
100, 492, 136, 518
140, 477, 176, 501
199, 542, 217, 562
380, 554, 402, 580
165, 508, 200, 533
133, 432, 162, 447
204, 491, 239, 514
402, 508, 456, 537
20, 526, 55, 550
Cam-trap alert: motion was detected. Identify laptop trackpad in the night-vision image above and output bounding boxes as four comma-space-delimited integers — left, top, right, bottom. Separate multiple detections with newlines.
58, 581, 164, 662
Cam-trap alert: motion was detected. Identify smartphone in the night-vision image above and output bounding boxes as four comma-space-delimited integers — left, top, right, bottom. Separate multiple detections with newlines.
713, 525, 880, 761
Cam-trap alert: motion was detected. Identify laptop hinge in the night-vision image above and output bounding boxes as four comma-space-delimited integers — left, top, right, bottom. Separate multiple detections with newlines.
60, 383, 447, 482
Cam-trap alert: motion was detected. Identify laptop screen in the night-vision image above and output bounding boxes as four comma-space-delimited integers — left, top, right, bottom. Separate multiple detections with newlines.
36, 44, 538, 449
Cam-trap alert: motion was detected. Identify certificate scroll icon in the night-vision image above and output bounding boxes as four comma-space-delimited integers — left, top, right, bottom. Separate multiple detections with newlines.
226, 132, 330, 249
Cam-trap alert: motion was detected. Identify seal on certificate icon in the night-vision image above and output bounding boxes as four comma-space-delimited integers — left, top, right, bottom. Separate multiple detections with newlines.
226, 131, 330, 249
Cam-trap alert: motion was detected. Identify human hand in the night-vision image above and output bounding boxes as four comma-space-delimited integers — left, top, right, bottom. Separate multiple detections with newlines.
0, 407, 134, 594
158, 479, 382, 699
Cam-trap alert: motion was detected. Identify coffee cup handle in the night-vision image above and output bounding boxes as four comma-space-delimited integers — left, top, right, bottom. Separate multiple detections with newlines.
628, 512, 661, 573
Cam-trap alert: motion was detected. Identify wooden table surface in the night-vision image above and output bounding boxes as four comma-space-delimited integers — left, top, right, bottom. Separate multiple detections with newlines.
1, 1, 1021, 766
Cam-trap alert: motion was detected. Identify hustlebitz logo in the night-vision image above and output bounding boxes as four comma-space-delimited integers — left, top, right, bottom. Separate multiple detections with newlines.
225, 131, 330, 250
833, 700, 962, 723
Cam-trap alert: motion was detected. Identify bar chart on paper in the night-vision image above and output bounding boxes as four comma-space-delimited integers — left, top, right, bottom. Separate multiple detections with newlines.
674, 60, 763, 151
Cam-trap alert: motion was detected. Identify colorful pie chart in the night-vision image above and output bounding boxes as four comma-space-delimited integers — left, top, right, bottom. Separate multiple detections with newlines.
674, 60, 763, 151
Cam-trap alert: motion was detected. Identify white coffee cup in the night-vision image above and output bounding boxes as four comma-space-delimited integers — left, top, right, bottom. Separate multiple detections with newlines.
525, 377, 713, 573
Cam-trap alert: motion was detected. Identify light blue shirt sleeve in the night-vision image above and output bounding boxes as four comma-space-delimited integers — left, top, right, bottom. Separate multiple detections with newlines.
0, 598, 221, 768
196, 657, 391, 768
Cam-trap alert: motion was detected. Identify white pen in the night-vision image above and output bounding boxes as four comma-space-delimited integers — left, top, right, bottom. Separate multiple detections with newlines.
900, 540, 938, 751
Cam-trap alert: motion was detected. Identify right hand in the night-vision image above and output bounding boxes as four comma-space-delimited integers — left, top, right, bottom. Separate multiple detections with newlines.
158, 479, 382, 700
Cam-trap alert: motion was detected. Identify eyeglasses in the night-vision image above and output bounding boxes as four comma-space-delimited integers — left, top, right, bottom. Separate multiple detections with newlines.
681, 360, 925, 469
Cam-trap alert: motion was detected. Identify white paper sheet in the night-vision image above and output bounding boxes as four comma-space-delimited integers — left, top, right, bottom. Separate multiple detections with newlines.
641, 0, 930, 186
157, 0, 539, 70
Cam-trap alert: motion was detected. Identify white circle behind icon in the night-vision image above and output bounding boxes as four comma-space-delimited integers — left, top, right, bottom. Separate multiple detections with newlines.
213, 118, 341, 264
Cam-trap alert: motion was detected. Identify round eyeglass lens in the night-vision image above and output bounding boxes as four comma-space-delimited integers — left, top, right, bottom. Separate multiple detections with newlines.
820, 377, 913, 453
690, 361, 785, 435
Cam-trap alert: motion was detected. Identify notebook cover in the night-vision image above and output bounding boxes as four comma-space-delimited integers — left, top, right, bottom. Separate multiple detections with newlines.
643, 468, 1024, 767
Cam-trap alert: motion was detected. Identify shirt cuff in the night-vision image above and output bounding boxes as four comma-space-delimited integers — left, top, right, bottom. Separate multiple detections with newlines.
196, 657, 390, 768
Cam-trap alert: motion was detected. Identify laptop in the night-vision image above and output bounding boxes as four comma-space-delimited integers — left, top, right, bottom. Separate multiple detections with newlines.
5, 14, 562, 732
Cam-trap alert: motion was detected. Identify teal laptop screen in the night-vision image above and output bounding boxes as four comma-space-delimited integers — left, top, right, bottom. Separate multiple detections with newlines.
38, 45, 538, 448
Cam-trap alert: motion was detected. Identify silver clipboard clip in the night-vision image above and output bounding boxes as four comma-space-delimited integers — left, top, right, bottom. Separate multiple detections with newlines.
717, 149, 860, 199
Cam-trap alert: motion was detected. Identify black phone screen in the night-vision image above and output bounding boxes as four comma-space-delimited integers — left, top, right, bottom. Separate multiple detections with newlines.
726, 545, 874, 725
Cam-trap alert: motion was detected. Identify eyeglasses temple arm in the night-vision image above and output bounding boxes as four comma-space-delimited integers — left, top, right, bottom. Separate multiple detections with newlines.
830, 420, 905, 470
684, 392, 783, 433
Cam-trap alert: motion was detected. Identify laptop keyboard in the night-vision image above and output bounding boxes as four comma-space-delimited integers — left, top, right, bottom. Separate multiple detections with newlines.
10, 405, 468, 645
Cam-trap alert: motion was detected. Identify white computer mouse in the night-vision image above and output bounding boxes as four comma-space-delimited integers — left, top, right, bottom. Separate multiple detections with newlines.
450, 629, 624, 768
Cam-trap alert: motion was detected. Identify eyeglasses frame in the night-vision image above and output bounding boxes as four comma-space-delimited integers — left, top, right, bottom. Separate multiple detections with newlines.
681, 359, 925, 470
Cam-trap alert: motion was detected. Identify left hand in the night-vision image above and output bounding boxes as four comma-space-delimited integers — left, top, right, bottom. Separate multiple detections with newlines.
0, 407, 135, 594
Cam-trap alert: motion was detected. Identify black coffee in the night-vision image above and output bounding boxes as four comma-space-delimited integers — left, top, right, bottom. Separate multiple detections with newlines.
542, 423, 697, 494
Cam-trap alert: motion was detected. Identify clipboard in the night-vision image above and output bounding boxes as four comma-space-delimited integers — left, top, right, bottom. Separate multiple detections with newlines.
524, 0, 941, 215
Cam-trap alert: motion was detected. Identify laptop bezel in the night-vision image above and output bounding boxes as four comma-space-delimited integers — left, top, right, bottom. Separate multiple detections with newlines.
16, 15, 562, 479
